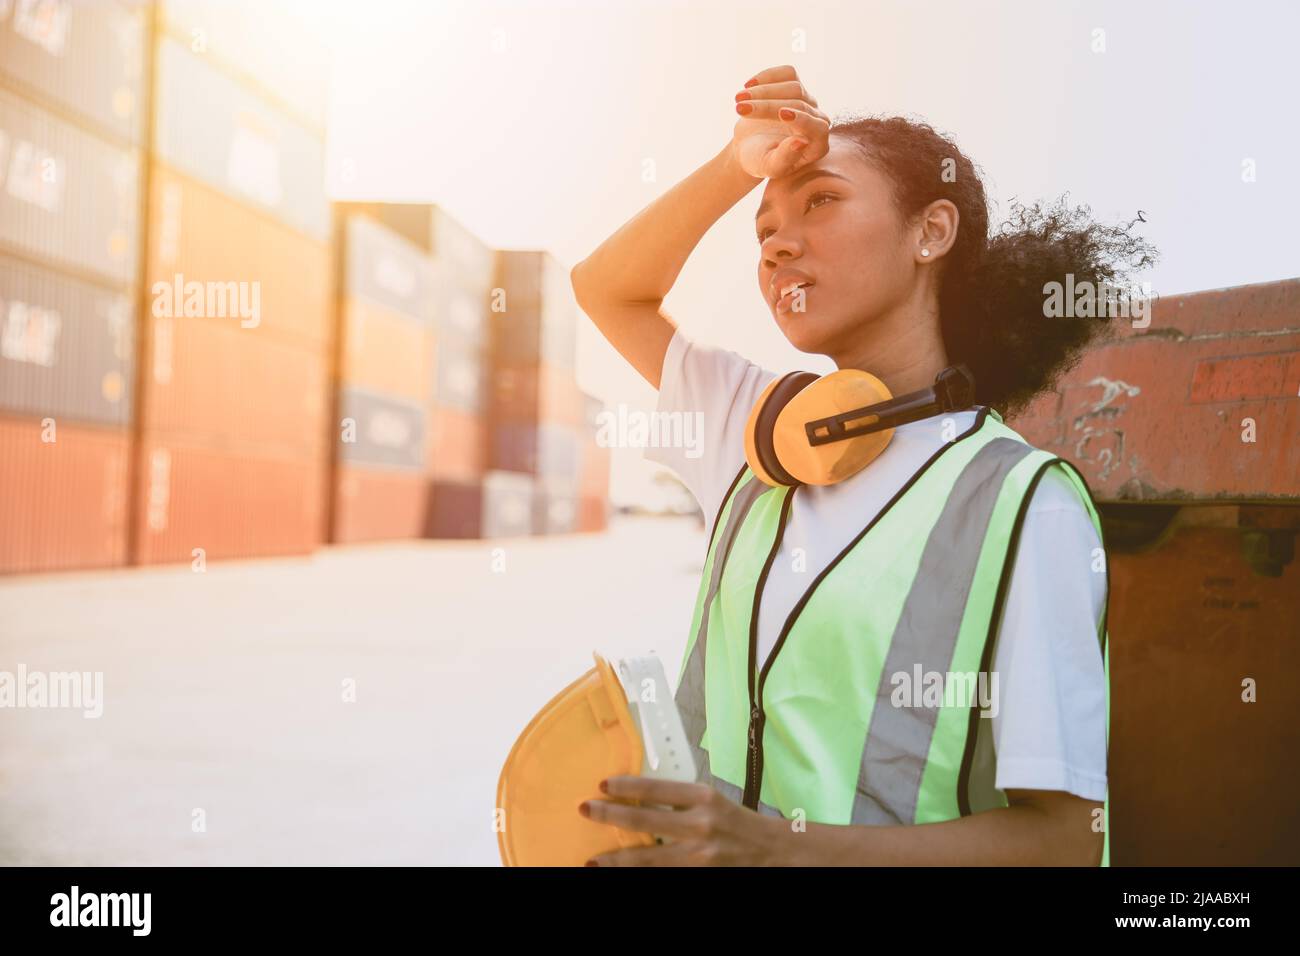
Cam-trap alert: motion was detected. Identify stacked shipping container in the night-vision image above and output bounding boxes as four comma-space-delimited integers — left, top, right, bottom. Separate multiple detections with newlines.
0, 0, 145, 573
578, 393, 612, 532
333, 202, 535, 540
134, 3, 333, 564
424, 211, 501, 536
332, 214, 436, 541
489, 250, 608, 535
1, 5, 611, 575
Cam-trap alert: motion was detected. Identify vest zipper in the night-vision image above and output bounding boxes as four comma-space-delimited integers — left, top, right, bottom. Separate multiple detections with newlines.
738, 407, 994, 813
742, 488, 795, 811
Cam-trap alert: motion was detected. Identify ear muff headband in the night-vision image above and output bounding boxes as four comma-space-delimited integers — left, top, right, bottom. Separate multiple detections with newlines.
804, 364, 975, 446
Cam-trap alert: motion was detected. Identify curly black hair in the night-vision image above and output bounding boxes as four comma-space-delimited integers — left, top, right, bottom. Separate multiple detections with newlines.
829, 114, 1159, 417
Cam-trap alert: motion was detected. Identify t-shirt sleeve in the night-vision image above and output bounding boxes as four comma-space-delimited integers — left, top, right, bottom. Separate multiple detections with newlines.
643, 327, 780, 524
991, 465, 1109, 802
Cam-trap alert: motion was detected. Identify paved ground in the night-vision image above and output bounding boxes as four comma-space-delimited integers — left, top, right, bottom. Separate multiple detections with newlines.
0, 515, 706, 865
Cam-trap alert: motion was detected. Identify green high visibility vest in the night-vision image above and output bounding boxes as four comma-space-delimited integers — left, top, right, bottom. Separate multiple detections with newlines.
674, 406, 1112, 865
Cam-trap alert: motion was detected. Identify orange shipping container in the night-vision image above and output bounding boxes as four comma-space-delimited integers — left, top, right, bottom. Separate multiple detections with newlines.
134, 438, 324, 565
141, 313, 328, 458
427, 404, 485, 482
491, 361, 584, 426
147, 164, 332, 349
0, 416, 128, 574
576, 495, 610, 533
332, 464, 429, 543
338, 296, 434, 403
579, 433, 611, 498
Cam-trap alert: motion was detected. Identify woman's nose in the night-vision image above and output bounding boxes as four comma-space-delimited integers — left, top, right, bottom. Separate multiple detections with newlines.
762, 245, 798, 270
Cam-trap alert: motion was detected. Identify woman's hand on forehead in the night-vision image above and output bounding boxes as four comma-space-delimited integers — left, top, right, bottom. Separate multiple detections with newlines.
732, 64, 831, 180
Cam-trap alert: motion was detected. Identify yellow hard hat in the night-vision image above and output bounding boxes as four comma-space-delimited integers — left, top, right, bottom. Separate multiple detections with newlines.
496, 652, 687, 867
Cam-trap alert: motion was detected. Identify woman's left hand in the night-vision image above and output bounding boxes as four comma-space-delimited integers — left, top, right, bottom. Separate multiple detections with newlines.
581, 776, 780, 866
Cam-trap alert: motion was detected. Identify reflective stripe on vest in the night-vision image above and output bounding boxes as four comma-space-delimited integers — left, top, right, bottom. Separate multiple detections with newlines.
673, 407, 1112, 862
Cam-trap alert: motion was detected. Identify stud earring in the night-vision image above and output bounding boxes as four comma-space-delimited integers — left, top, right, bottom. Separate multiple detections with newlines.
920, 248, 930, 257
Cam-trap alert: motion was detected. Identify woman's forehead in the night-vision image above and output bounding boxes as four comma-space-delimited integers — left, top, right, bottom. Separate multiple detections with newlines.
758, 139, 876, 205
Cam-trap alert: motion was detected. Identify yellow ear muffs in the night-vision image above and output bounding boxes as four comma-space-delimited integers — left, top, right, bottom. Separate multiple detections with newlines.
744, 371, 820, 487
746, 369, 896, 487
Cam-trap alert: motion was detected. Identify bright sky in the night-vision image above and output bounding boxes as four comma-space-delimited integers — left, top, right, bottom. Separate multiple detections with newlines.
321, 0, 1300, 505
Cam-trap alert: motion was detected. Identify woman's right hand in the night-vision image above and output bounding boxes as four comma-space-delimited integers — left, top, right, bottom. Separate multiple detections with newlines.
731, 65, 831, 180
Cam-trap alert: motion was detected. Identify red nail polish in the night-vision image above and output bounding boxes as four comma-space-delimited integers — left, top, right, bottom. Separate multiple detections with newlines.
744, 77, 757, 88
779, 107, 795, 121
736, 102, 753, 115
578, 801, 590, 817
599, 779, 608, 793
734, 90, 751, 102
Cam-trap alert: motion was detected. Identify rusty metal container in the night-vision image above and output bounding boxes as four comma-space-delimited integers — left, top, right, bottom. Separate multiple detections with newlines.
1009, 277, 1300, 865
1014, 278, 1299, 502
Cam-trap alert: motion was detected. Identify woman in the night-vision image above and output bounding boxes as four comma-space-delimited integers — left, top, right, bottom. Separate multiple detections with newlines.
571, 65, 1154, 866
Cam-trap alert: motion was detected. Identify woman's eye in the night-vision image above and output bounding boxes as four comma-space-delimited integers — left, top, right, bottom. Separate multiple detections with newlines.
757, 194, 836, 242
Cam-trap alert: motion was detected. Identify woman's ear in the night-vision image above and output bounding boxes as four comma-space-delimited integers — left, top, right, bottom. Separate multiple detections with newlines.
915, 199, 960, 262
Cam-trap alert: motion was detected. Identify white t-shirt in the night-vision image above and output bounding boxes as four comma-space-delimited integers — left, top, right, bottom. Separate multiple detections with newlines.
646, 328, 1109, 802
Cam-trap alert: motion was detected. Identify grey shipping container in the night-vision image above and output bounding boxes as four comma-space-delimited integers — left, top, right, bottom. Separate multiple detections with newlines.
425, 479, 483, 539
482, 469, 533, 538
344, 215, 437, 323
0, 255, 134, 426
491, 250, 577, 368
490, 421, 582, 485
336, 202, 496, 294
432, 259, 489, 347
0, 89, 140, 286
434, 331, 484, 412
160, 0, 332, 132
490, 300, 577, 370
0, 0, 147, 145
494, 249, 545, 306
537, 422, 582, 483
581, 391, 605, 429
532, 489, 578, 535
337, 387, 426, 471
432, 208, 494, 293
154, 36, 329, 242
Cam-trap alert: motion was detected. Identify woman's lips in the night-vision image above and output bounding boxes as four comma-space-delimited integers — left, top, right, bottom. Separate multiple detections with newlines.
775, 283, 813, 314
